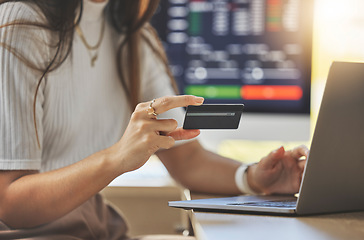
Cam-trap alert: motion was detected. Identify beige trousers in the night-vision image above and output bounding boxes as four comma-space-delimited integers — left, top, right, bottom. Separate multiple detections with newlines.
131, 236, 195, 240
0, 194, 195, 240
6, 235, 195, 240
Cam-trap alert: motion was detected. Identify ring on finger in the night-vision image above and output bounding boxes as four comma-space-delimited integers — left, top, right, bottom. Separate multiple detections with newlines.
147, 99, 158, 117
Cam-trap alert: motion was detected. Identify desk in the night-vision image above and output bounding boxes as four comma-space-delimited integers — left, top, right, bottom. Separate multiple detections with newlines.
188, 196, 364, 240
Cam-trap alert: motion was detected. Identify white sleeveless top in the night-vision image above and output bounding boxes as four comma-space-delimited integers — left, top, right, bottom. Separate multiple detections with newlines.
0, 0, 186, 172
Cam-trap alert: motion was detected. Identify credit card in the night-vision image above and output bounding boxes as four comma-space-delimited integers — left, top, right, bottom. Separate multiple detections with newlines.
183, 104, 244, 129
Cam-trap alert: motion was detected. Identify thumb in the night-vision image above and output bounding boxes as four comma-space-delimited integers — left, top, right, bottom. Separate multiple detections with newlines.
262, 146, 285, 168
167, 128, 200, 140
298, 159, 306, 171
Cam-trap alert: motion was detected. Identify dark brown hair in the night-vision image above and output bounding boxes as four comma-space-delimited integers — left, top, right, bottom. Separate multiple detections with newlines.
0, 0, 178, 148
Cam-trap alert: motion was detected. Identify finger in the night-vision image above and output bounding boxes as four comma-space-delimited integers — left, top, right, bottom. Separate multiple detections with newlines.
157, 135, 176, 149
167, 128, 200, 140
152, 119, 179, 133
153, 95, 204, 115
290, 145, 309, 159
261, 146, 285, 168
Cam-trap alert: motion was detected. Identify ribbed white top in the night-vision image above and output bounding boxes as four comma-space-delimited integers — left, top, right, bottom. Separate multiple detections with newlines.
0, 0, 185, 172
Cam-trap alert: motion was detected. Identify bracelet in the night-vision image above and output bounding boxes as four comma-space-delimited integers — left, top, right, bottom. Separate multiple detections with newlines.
234, 164, 257, 195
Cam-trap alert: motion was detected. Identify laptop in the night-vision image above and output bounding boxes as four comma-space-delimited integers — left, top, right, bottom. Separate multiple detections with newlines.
169, 61, 364, 215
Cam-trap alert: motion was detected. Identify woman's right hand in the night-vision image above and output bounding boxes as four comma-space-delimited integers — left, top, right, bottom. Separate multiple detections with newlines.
109, 95, 204, 174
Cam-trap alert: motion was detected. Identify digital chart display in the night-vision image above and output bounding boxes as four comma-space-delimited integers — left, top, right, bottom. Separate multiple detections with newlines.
151, 0, 313, 113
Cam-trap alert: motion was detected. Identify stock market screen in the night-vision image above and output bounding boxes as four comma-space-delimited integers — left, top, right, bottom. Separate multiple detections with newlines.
151, 0, 313, 113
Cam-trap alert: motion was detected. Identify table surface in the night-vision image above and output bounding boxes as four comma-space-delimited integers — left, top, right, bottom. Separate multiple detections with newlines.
190, 209, 364, 240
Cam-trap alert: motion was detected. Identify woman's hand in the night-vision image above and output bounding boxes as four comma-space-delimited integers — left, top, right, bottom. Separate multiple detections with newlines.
247, 145, 309, 195
109, 95, 204, 174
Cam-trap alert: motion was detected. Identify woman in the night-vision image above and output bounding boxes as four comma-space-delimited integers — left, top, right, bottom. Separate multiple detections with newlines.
0, 0, 308, 239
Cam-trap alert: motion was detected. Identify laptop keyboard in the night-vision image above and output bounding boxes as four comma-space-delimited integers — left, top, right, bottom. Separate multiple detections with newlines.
229, 199, 297, 208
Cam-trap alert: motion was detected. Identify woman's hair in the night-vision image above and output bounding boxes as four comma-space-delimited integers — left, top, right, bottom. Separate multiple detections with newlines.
0, 0, 178, 147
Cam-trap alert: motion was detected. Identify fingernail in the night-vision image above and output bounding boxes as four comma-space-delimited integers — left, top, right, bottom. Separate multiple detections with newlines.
195, 97, 204, 104
273, 146, 284, 153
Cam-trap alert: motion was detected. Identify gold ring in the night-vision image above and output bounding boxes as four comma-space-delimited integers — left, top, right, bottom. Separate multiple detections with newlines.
147, 99, 158, 117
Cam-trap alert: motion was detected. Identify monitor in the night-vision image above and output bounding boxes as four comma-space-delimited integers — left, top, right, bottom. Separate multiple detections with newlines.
151, 0, 313, 149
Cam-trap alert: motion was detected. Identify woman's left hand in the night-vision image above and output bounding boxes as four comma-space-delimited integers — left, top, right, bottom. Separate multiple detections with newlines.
247, 145, 309, 195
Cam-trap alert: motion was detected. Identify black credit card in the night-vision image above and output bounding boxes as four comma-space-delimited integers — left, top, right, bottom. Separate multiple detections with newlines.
183, 104, 244, 129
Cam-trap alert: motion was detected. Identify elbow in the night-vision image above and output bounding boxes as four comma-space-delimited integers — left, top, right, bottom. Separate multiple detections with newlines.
0, 199, 44, 229
0, 170, 41, 229
0, 202, 18, 229
0, 204, 26, 229
0, 213, 42, 229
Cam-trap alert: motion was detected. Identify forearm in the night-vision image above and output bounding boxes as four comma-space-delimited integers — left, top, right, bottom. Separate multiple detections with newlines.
0, 149, 119, 229
158, 141, 242, 195
184, 150, 242, 195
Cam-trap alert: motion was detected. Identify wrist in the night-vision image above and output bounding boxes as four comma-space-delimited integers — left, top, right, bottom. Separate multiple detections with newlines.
98, 145, 124, 177
235, 164, 258, 195
246, 163, 264, 194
